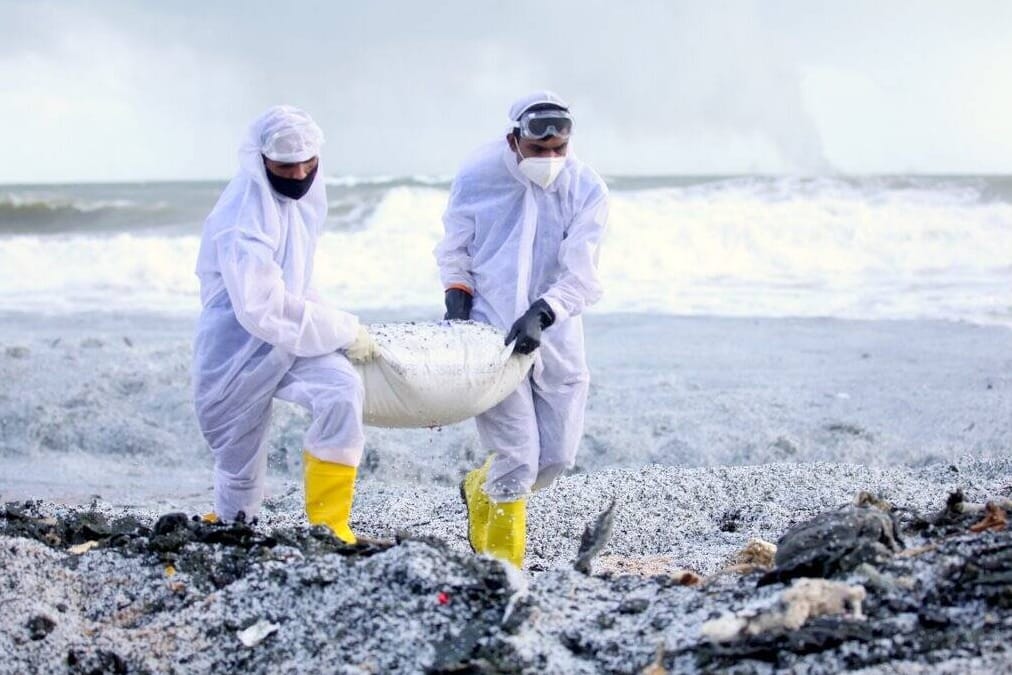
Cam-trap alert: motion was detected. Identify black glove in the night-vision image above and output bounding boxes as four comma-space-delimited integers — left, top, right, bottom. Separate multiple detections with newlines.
444, 287, 473, 321
505, 299, 556, 354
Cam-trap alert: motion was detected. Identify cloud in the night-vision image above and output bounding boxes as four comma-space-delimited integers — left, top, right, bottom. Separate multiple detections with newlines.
1, 0, 1010, 181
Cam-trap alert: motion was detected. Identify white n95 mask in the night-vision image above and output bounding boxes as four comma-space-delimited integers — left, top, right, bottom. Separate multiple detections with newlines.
518, 155, 566, 189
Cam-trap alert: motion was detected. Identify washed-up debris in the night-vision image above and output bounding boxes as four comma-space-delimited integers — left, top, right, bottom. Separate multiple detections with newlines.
67, 540, 98, 555
4, 501, 517, 674
574, 498, 616, 574
1, 502, 394, 594
641, 643, 667, 675
969, 502, 1008, 533
759, 496, 902, 585
926, 488, 995, 533
908, 490, 1012, 539
854, 490, 892, 511
593, 554, 701, 585
895, 542, 938, 559
672, 569, 704, 587
237, 620, 279, 647
66, 647, 127, 674
2, 502, 141, 548
26, 614, 56, 641
723, 538, 777, 574
4, 488, 1012, 674
853, 562, 916, 592
946, 532, 1012, 607
702, 579, 866, 642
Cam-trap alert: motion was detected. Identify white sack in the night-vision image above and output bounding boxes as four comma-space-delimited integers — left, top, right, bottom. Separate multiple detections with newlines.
355, 321, 534, 428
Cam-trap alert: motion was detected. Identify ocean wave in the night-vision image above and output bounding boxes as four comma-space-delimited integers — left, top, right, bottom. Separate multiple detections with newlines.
0, 177, 1009, 324
0, 192, 169, 217
325, 174, 452, 189
0, 193, 150, 212
0, 191, 182, 235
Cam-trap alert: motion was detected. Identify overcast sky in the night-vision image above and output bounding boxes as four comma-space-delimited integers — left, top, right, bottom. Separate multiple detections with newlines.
3, 0, 1011, 182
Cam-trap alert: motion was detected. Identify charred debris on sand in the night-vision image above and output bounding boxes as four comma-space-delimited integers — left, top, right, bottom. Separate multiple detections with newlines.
2, 489, 1011, 673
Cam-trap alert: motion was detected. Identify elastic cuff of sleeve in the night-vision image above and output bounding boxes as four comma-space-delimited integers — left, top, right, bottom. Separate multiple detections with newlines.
445, 283, 474, 296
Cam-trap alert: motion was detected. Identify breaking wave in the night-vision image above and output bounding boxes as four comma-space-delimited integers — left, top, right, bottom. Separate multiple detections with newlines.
0, 175, 1009, 324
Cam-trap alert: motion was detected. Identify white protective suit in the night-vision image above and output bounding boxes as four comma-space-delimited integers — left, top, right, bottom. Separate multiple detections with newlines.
435, 91, 609, 501
192, 106, 364, 520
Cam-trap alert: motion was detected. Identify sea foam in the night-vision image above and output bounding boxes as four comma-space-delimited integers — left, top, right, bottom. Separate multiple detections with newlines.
0, 176, 1008, 323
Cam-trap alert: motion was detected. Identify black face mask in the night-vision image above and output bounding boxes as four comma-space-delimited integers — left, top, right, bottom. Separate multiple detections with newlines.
264, 161, 318, 200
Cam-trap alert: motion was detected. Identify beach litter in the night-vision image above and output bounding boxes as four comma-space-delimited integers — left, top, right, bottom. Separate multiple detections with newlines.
237, 620, 279, 648
759, 495, 903, 586
702, 578, 866, 642
723, 537, 777, 574
3, 482, 1012, 673
573, 498, 616, 574
969, 502, 1008, 533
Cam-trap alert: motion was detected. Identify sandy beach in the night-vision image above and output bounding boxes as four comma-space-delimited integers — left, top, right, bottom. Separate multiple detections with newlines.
2, 312, 1010, 672
2, 312, 1008, 502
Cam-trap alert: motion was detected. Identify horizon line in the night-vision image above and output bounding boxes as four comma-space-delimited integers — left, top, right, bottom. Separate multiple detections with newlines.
3, 172, 1012, 188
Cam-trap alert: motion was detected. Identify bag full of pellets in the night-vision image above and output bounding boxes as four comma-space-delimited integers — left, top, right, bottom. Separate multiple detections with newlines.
355, 321, 534, 428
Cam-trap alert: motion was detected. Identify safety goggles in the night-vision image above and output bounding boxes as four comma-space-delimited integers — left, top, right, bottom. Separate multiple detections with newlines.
513, 109, 573, 140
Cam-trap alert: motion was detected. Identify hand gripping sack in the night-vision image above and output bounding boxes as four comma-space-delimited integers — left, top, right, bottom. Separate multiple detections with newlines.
354, 321, 535, 428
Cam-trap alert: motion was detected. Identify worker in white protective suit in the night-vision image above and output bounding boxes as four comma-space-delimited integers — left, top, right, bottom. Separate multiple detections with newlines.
192, 105, 378, 543
435, 91, 609, 567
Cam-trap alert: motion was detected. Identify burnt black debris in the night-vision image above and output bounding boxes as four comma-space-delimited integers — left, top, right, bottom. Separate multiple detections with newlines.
66, 647, 128, 674
3, 492, 1012, 674
26, 614, 56, 641
3, 500, 143, 547
689, 528, 1012, 671
759, 502, 903, 585
1, 501, 394, 591
573, 498, 616, 574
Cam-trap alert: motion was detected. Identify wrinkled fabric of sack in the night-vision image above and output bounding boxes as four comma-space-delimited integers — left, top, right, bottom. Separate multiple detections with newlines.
356, 321, 534, 428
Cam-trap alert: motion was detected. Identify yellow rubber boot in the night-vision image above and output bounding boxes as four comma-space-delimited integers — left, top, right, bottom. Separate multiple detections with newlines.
486, 499, 527, 568
460, 455, 495, 553
303, 451, 358, 544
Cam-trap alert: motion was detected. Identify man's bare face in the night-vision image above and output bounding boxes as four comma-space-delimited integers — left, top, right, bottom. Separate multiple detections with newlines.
264, 156, 319, 179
